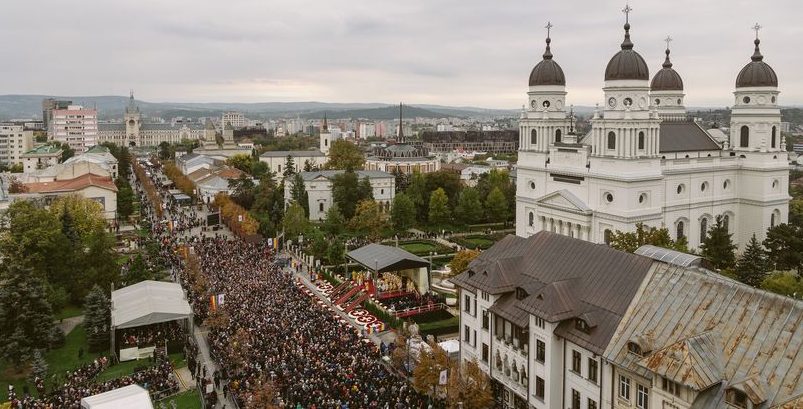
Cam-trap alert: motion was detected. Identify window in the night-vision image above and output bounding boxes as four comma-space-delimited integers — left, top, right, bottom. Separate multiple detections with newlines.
740, 125, 749, 148
536, 340, 545, 363
676, 221, 685, 240
743, 96, 751, 104
380, 188, 384, 195
535, 376, 545, 399
319, 202, 324, 212
637, 384, 649, 409
588, 358, 598, 383
619, 375, 631, 400
771, 126, 777, 148
726, 388, 748, 409
677, 184, 685, 195
723, 179, 730, 190
771, 212, 776, 227
464, 325, 470, 342
530, 129, 537, 145
482, 310, 489, 329
604, 229, 613, 245
575, 319, 589, 332
482, 343, 489, 362
700, 218, 708, 244
464, 295, 470, 313
571, 350, 581, 373
516, 287, 528, 300
589, 399, 598, 409
555, 129, 562, 143
701, 181, 708, 192
605, 192, 614, 203
528, 212, 534, 226
571, 389, 581, 409
638, 131, 645, 150
662, 377, 681, 397
723, 214, 730, 232
639, 193, 647, 204
607, 131, 616, 150
627, 342, 643, 356
473, 330, 477, 347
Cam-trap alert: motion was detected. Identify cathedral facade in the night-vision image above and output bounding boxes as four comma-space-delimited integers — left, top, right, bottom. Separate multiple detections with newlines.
97, 93, 207, 147
515, 21, 789, 250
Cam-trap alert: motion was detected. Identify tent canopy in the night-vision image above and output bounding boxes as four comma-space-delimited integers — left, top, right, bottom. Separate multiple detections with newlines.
347, 243, 430, 273
111, 281, 191, 329
81, 384, 154, 409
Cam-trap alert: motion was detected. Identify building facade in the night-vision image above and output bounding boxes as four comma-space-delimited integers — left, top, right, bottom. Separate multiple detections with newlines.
0, 124, 34, 166
515, 23, 789, 250
49, 105, 98, 153
421, 130, 519, 154
21, 144, 62, 172
284, 170, 395, 220
222, 111, 247, 129
97, 93, 205, 147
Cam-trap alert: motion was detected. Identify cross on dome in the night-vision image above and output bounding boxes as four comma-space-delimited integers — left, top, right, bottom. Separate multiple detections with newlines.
752, 23, 762, 39
622, 4, 632, 23
545, 21, 553, 38
664, 36, 673, 50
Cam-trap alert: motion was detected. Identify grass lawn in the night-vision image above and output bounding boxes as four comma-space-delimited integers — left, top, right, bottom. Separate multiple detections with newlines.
454, 235, 496, 250
55, 304, 83, 320
418, 316, 460, 338
160, 390, 202, 409
410, 310, 455, 324
400, 241, 438, 255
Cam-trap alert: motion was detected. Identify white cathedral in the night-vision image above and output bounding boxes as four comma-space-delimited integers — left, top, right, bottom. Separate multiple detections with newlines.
515, 20, 790, 250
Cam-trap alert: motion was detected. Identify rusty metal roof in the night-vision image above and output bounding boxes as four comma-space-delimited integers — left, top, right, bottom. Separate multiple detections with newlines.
604, 263, 803, 408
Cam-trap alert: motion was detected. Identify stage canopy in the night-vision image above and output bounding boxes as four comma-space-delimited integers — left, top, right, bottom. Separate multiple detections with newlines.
111, 280, 192, 330
347, 243, 430, 273
81, 384, 154, 409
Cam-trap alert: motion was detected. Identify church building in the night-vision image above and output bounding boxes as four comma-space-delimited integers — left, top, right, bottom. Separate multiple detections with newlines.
515, 19, 789, 250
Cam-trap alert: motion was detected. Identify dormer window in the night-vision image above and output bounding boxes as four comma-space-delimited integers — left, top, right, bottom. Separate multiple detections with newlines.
627, 341, 643, 356
516, 287, 528, 300
726, 388, 748, 409
575, 319, 589, 333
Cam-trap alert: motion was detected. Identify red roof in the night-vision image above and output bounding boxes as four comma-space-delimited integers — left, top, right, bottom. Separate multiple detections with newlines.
24, 173, 118, 194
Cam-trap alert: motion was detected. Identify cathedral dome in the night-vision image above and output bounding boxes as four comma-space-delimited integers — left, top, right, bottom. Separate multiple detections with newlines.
651, 48, 683, 91
604, 23, 649, 81
529, 37, 566, 86
735, 39, 777, 88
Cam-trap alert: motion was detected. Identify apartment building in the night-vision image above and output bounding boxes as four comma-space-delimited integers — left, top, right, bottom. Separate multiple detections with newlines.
0, 123, 34, 165
49, 105, 98, 153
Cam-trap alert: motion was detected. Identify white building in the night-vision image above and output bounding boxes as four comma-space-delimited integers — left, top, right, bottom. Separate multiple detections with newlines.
50, 105, 98, 153
221, 111, 247, 129
0, 124, 34, 166
284, 170, 395, 220
63, 145, 119, 179
21, 144, 63, 173
515, 23, 789, 250
359, 122, 376, 139
97, 93, 205, 147
259, 150, 327, 176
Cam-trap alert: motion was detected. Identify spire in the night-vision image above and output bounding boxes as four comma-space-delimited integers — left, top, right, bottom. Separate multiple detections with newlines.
663, 36, 673, 68
398, 102, 404, 143
543, 22, 554, 60
322, 112, 328, 131
568, 105, 575, 134
621, 4, 634, 50
751, 23, 763, 62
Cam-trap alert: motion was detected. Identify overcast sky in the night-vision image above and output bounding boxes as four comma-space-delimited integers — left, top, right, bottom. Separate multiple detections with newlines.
2, 0, 801, 108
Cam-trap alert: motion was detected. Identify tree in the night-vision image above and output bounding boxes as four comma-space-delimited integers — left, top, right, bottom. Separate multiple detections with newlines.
412, 340, 449, 397
283, 155, 296, 178
391, 193, 416, 231
83, 285, 110, 352
484, 187, 508, 223
761, 272, 803, 299
115, 177, 135, 220
425, 170, 461, 205
48, 141, 74, 162
332, 170, 365, 219
358, 176, 374, 201
327, 239, 346, 270
290, 173, 309, 217
609, 223, 687, 253
428, 188, 451, 226
226, 154, 254, 174
282, 202, 309, 240
349, 200, 386, 240
8, 176, 28, 193
250, 160, 269, 178
322, 203, 346, 237
446, 359, 493, 409
450, 249, 480, 276
392, 168, 409, 193
228, 174, 257, 209
454, 187, 484, 225
246, 377, 280, 409
700, 215, 737, 270
326, 139, 365, 170
30, 349, 48, 383
763, 223, 803, 275
405, 172, 429, 222
0, 263, 55, 369
157, 141, 173, 160
735, 234, 770, 287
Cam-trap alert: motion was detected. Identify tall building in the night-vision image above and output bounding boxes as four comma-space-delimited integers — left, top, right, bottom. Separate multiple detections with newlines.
320, 114, 332, 155
221, 111, 247, 129
41, 98, 72, 129
97, 92, 205, 147
515, 20, 789, 250
365, 104, 440, 174
49, 105, 98, 153
0, 123, 34, 166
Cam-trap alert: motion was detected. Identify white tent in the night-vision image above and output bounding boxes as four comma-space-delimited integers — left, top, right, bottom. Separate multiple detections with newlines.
111, 280, 191, 330
81, 384, 154, 409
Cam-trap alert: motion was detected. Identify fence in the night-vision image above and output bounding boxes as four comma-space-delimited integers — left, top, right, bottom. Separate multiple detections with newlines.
394, 303, 448, 318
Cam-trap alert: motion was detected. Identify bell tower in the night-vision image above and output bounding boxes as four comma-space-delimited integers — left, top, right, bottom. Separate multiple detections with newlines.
124, 90, 141, 146
320, 113, 331, 155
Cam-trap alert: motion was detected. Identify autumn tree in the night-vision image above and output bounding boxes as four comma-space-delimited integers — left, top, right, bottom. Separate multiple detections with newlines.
349, 200, 386, 241
326, 139, 365, 170
609, 223, 688, 253
246, 377, 280, 409
446, 359, 494, 409
450, 249, 481, 276
413, 341, 449, 398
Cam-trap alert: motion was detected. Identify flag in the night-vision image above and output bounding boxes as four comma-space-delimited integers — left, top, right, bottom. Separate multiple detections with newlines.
210, 295, 217, 312
439, 369, 448, 385
217, 294, 225, 307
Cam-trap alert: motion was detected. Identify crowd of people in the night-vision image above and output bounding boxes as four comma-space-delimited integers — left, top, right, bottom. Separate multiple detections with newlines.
381, 292, 447, 313
118, 322, 185, 348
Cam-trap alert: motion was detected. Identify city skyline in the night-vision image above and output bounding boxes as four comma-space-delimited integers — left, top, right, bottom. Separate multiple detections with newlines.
2, 0, 802, 108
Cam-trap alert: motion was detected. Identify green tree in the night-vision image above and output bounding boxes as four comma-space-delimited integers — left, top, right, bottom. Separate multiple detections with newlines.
84, 285, 111, 352
763, 223, 803, 275
283, 202, 309, 240
322, 203, 346, 237
349, 200, 386, 240
226, 154, 254, 174
358, 176, 374, 201
283, 155, 296, 178
761, 272, 803, 299
391, 193, 416, 231
609, 223, 687, 253
228, 174, 257, 209
332, 170, 362, 219
47, 141, 74, 162
425, 170, 461, 206
392, 168, 409, 193
454, 187, 484, 225
700, 215, 737, 270
0, 263, 55, 369
428, 188, 451, 226
116, 177, 135, 220
290, 173, 309, 217
484, 187, 508, 223
123, 253, 151, 285
326, 139, 365, 170
30, 349, 48, 382
735, 234, 770, 287
157, 141, 173, 160
305, 228, 329, 261
405, 172, 429, 222
250, 160, 269, 178
327, 239, 346, 270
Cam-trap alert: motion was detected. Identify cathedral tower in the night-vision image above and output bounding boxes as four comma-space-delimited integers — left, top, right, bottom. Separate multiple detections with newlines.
650, 38, 686, 120
124, 91, 141, 146
320, 113, 331, 155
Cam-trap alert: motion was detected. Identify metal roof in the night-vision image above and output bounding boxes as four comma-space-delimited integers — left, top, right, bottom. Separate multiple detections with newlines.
659, 121, 721, 153
634, 245, 712, 269
111, 280, 191, 329
604, 263, 803, 408
293, 170, 393, 182
347, 243, 430, 273
259, 150, 325, 158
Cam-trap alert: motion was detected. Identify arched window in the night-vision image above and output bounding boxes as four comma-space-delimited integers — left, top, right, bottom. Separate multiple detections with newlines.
604, 229, 612, 245
723, 214, 730, 232
740, 126, 749, 148
771, 210, 779, 228
319, 202, 324, 212
528, 212, 534, 227
555, 129, 562, 143
700, 218, 708, 244
676, 221, 685, 240
638, 131, 645, 150
607, 132, 616, 150
771, 126, 777, 148
530, 129, 537, 145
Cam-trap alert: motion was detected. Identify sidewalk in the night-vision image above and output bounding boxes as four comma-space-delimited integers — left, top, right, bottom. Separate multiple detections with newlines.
193, 325, 236, 409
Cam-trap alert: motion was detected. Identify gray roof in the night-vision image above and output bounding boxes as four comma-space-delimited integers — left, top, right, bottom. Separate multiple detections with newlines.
659, 121, 721, 153
141, 123, 179, 131
98, 123, 125, 131
452, 232, 655, 354
260, 150, 325, 158
604, 263, 803, 408
634, 245, 714, 270
293, 170, 393, 182
347, 243, 430, 273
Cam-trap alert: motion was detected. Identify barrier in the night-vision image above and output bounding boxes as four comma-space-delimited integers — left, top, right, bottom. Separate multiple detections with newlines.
393, 303, 448, 318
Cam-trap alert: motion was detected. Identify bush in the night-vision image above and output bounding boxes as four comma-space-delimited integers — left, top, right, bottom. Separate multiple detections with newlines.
49, 326, 66, 349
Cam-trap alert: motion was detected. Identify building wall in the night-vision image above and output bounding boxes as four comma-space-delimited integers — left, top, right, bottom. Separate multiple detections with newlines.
260, 154, 326, 176
365, 158, 441, 174
50, 106, 98, 153
0, 124, 33, 165
284, 174, 395, 221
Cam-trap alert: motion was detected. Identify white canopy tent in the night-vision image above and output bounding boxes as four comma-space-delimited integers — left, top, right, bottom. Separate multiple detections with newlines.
81, 384, 154, 409
111, 281, 191, 329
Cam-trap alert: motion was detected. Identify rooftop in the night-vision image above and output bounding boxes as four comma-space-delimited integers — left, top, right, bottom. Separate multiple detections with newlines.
23, 173, 117, 194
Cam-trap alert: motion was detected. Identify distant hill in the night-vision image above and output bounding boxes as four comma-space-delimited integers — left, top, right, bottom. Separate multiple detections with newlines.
301, 105, 465, 120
